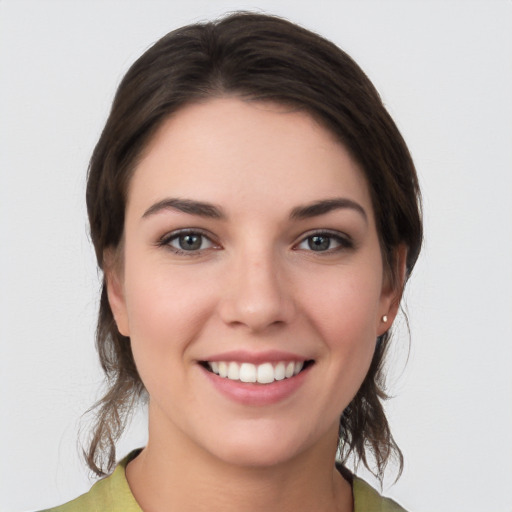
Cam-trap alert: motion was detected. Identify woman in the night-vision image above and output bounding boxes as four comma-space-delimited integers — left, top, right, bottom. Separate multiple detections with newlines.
44, 11, 422, 512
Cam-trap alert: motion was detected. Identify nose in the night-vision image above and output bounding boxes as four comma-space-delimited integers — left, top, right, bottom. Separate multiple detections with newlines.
218, 247, 296, 333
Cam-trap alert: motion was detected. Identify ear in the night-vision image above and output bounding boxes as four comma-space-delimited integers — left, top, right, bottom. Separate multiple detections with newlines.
104, 248, 130, 337
377, 244, 408, 337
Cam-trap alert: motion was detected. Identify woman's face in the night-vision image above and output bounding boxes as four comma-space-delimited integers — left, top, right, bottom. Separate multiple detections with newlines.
107, 98, 401, 468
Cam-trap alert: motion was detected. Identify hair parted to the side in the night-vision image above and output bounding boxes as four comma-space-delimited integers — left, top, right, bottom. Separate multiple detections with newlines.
85, 11, 422, 480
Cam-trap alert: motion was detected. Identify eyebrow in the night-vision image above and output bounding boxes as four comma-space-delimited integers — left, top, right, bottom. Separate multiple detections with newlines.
142, 198, 225, 219
142, 196, 367, 223
290, 198, 368, 223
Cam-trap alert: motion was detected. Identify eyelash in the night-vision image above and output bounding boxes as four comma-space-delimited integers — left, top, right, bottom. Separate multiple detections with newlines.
294, 230, 354, 253
157, 229, 219, 256
157, 229, 353, 255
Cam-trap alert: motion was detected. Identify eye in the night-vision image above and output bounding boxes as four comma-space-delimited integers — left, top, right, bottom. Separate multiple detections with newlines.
160, 230, 217, 254
296, 231, 352, 252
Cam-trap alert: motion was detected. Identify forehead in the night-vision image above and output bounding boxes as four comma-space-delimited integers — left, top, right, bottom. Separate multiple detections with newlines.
127, 98, 373, 220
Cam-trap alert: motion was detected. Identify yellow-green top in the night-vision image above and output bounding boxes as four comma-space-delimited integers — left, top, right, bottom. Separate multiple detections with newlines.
42, 452, 406, 512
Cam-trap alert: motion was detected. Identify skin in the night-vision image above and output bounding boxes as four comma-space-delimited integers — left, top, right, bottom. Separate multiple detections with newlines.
106, 98, 405, 512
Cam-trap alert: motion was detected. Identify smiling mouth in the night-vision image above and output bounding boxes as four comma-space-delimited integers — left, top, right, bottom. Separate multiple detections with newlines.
201, 360, 314, 384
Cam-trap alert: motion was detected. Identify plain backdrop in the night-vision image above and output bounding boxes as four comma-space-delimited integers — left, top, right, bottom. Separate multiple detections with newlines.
1, 1, 511, 511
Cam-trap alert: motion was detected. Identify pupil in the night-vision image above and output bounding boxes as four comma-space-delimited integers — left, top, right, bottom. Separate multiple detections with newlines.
180, 234, 202, 250
308, 235, 330, 251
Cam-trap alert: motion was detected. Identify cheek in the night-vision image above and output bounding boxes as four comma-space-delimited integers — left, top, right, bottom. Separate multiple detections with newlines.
122, 258, 216, 373
299, 265, 383, 389
302, 264, 383, 341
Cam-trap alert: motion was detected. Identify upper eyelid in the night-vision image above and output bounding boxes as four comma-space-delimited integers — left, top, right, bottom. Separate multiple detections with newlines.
156, 227, 353, 248
295, 228, 352, 242
158, 227, 216, 244
158, 229, 220, 256
293, 229, 354, 251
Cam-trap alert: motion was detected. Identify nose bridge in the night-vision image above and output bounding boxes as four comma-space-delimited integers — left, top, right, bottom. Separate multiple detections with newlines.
219, 240, 294, 331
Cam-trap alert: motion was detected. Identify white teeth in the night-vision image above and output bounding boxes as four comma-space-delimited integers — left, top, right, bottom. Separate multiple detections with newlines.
227, 362, 239, 380
206, 360, 307, 384
218, 361, 228, 378
274, 362, 285, 381
257, 363, 274, 384
239, 362, 257, 383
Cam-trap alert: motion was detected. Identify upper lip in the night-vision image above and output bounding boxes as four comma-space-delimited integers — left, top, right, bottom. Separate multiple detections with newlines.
199, 350, 311, 364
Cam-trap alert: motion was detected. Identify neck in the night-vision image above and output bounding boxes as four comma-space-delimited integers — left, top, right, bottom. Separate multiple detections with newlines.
125, 409, 352, 512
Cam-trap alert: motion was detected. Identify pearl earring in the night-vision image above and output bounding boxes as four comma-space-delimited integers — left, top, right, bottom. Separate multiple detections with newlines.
382, 315, 388, 323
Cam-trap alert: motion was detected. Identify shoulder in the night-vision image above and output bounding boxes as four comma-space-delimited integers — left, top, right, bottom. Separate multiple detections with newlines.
337, 463, 408, 511
353, 476, 408, 512
38, 452, 142, 512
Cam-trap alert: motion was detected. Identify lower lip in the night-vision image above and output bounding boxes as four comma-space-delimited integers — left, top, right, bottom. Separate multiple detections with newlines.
200, 365, 311, 406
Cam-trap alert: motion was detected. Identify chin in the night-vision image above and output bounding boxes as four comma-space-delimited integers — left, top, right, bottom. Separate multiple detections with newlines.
198, 421, 320, 470
214, 442, 300, 469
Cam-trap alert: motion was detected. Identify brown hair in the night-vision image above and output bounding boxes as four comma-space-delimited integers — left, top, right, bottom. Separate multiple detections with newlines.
85, 11, 422, 480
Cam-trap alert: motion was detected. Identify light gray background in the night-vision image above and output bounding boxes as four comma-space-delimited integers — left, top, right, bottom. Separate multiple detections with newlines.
1, 1, 511, 511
